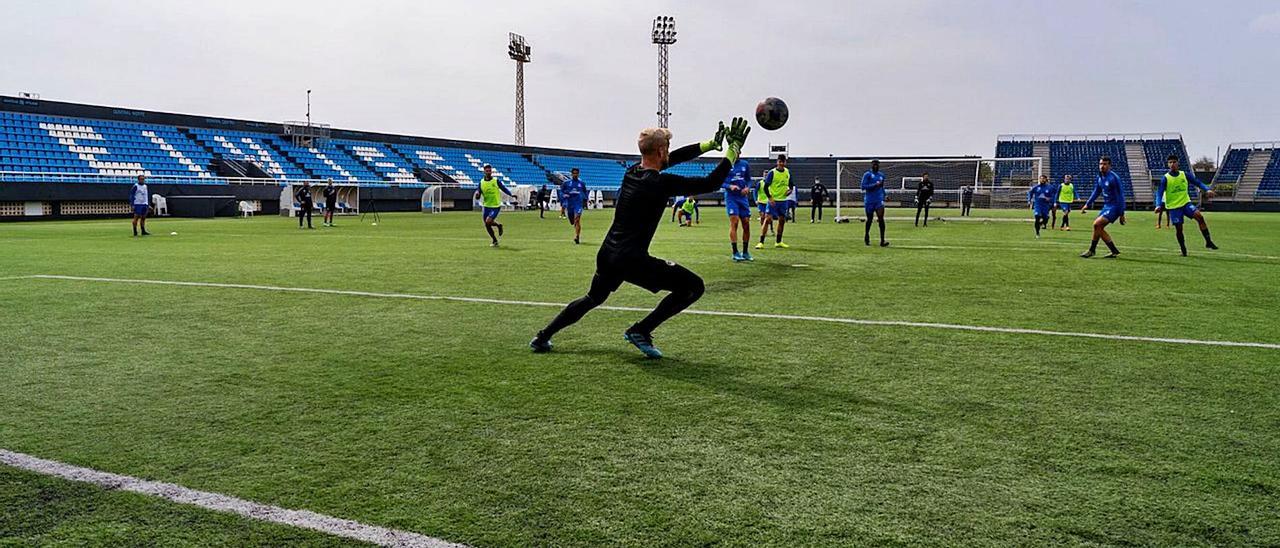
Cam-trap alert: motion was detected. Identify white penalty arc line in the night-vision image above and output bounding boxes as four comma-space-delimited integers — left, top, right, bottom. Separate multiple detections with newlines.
14, 274, 1280, 351
0, 449, 465, 548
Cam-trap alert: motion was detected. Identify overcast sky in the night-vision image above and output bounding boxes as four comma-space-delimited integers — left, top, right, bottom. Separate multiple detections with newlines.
2, 0, 1277, 161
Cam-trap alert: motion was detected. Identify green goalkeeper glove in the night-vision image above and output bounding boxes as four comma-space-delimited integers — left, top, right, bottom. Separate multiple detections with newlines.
723, 117, 750, 164
699, 121, 727, 153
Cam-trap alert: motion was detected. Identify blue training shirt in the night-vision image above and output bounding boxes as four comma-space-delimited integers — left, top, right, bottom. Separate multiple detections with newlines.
861, 170, 886, 203
721, 159, 753, 201
561, 178, 587, 207
1085, 171, 1126, 211
1028, 183, 1055, 207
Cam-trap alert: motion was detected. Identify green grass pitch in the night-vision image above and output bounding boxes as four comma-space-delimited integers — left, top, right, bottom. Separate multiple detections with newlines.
2, 207, 1278, 546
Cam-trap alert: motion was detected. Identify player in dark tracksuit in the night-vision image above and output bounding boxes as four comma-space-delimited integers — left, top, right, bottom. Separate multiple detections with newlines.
810, 180, 828, 223
296, 182, 314, 229
322, 180, 338, 227
531, 118, 751, 359
914, 174, 934, 227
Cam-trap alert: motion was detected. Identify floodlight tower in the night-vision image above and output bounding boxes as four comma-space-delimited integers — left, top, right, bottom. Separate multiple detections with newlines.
508, 32, 532, 145
651, 16, 677, 128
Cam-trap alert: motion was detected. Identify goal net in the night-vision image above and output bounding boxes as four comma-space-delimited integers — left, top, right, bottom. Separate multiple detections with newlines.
834, 157, 1042, 217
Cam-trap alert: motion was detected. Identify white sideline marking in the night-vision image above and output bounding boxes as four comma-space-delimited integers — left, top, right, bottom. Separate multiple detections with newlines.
16, 274, 1280, 351
0, 449, 465, 548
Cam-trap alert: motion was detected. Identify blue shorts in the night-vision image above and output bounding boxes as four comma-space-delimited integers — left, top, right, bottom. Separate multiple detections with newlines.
565, 203, 583, 219
1058, 201, 1072, 212
725, 198, 751, 218
1098, 206, 1124, 223
1167, 203, 1198, 225
757, 202, 768, 216
1033, 205, 1051, 218
482, 207, 501, 220
864, 201, 884, 214
132, 204, 149, 216
768, 202, 789, 218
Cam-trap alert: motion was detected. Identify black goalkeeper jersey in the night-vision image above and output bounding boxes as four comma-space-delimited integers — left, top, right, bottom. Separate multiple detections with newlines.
600, 143, 730, 259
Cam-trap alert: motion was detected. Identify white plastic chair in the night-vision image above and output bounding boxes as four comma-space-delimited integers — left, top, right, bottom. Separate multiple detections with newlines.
151, 194, 168, 216
239, 200, 255, 218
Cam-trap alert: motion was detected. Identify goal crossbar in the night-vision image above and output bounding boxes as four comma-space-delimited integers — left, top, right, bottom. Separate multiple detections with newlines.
834, 157, 1042, 218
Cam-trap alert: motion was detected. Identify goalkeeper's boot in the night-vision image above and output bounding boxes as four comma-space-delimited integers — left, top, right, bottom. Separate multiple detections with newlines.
623, 331, 663, 359
529, 334, 553, 353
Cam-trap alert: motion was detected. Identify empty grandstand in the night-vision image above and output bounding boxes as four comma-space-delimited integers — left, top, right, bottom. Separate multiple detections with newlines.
995, 133, 1191, 205
3, 95, 1276, 219
1213, 142, 1280, 201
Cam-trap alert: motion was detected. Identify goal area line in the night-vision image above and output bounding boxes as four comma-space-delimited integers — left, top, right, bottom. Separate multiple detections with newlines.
8, 274, 1278, 351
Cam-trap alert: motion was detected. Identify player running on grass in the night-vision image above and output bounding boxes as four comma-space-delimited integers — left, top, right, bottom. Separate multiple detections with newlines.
722, 157, 754, 261
1028, 174, 1055, 238
530, 118, 749, 359
562, 168, 588, 244
862, 159, 888, 247
475, 164, 515, 247
1155, 154, 1219, 256
1053, 175, 1075, 230
1079, 156, 1126, 259
757, 154, 792, 249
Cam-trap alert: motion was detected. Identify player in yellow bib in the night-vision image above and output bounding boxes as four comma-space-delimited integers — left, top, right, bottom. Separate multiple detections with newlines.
1154, 154, 1217, 256
474, 164, 516, 247
756, 155, 792, 249
1051, 175, 1075, 230
756, 169, 774, 239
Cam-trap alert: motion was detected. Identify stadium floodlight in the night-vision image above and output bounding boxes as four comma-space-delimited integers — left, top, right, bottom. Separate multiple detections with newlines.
508, 32, 532, 145
651, 16, 677, 128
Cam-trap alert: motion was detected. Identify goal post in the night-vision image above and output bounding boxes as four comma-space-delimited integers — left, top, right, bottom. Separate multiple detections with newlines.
421, 183, 468, 213
834, 157, 1042, 218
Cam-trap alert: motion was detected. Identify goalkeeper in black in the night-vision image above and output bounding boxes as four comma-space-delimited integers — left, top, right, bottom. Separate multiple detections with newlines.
914, 173, 934, 227
530, 118, 751, 359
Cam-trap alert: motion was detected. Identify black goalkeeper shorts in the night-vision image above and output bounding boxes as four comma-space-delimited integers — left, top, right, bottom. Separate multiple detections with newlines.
589, 252, 699, 297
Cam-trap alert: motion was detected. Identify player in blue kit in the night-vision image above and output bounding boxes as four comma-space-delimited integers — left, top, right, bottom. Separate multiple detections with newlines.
562, 168, 588, 244
1154, 154, 1218, 256
1079, 156, 1126, 259
1027, 174, 1055, 238
861, 159, 888, 247
722, 158, 754, 261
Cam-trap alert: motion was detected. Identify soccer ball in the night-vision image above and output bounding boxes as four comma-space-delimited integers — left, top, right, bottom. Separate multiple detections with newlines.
755, 97, 789, 131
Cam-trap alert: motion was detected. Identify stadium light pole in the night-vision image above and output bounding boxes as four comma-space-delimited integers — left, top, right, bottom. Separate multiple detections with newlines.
651, 16, 677, 128
508, 33, 532, 145
306, 89, 312, 130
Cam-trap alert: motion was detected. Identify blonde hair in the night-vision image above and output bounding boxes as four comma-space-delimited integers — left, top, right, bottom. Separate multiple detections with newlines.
637, 127, 672, 155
